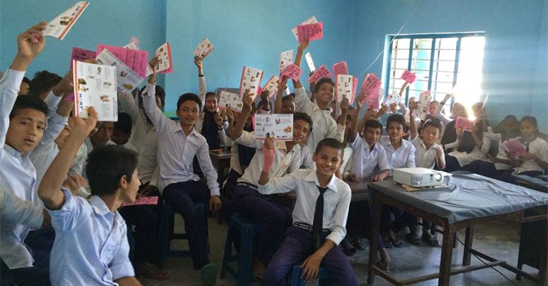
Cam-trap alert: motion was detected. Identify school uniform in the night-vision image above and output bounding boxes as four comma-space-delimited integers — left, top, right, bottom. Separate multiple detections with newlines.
69, 143, 87, 176
340, 145, 353, 178
232, 131, 313, 265
464, 127, 513, 177
445, 132, 491, 171
294, 87, 345, 152
495, 136, 548, 183
48, 189, 133, 285
411, 135, 442, 169
349, 134, 390, 180
259, 169, 357, 286
194, 75, 227, 149
143, 82, 219, 269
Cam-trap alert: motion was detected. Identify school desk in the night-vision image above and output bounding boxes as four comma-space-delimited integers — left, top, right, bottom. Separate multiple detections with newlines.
367, 172, 548, 286
209, 149, 231, 185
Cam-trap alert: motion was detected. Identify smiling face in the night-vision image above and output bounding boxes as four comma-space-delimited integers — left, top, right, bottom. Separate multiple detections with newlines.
292, 119, 311, 146
315, 82, 334, 106
313, 146, 342, 179
421, 124, 441, 146
387, 121, 404, 142
281, 98, 295, 114
364, 126, 382, 147
520, 120, 537, 142
205, 95, 218, 113
176, 100, 200, 127
7, 108, 46, 154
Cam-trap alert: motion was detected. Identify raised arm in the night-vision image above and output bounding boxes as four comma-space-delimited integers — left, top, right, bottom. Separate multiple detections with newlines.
142, 71, 170, 133
292, 40, 309, 90
195, 56, 207, 108
348, 92, 365, 144
409, 104, 418, 139
38, 109, 97, 210
274, 77, 288, 114
436, 94, 454, 125
228, 90, 253, 141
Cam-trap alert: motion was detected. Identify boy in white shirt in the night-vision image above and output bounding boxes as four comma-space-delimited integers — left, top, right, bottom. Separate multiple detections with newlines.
258, 138, 358, 286
228, 91, 314, 275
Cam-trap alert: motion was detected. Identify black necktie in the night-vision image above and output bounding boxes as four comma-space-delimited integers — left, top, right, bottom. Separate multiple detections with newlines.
312, 186, 328, 250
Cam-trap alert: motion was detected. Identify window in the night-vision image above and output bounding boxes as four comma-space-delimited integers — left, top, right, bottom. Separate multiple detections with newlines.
385, 33, 485, 109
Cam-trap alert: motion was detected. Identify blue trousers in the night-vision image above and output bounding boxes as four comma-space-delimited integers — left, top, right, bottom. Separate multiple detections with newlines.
163, 180, 211, 269
263, 226, 358, 286
2, 248, 51, 286
232, 185, 292, 266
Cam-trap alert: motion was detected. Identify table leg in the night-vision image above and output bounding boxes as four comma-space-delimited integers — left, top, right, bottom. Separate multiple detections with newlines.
439, 224, 454, 286
368, 192, 382, 285
463, 226, 475, 266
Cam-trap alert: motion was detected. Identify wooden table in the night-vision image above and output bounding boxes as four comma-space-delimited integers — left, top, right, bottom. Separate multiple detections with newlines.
367, 174, 548, 286
209, 150, 231, 186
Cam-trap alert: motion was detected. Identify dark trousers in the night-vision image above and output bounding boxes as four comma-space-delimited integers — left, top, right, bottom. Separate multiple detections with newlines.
222, 169, 242, 199
348, 201, 385, 248
495, 170, 544, 184
163, 180, 211, 269
444, 154, 462, 172
2, 248, 51, 286
263, 226, 358, 286
463, 160, 506, 178
232, 185, 292, 266
119, 194, 160, 264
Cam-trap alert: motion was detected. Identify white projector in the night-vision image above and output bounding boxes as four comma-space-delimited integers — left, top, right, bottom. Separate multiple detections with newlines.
393, 168, 449, 187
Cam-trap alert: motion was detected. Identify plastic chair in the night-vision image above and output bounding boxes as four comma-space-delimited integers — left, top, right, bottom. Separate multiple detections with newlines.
220, 214, 264, 286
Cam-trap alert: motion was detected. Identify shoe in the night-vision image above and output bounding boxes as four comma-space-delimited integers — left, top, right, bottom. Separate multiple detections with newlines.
352, 239, 366, 250
200, 263, 218, 286
340, 238, 357, 256
405, 233, 421, 245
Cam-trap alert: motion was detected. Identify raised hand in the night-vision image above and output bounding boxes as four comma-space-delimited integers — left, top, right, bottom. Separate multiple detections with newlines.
62, 174, 87, 195
241, 89, 254, 112
73, 107, 99, 138
340, 96, 349, 113
356, 91, 365, 110
262, 135, 275, 173
443, 93, 453, 102
214, 112, 223, 128
12, 22, 47, 71
149, 57, 160, 73
53, 71, 74, 97
298, 40, 310, 52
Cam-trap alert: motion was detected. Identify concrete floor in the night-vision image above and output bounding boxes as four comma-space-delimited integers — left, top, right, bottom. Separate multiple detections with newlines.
141, 216, 542, 286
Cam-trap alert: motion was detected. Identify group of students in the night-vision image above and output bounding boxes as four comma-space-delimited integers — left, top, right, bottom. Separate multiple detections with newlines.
1, 22, 547, 286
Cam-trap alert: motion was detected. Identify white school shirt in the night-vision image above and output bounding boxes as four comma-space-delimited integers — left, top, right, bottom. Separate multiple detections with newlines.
294, 87, 345, 152
226, 137, 244, 175
514, 137, 548, 174
340, 146, 353, 177
118, 91, 159, 186
483, 127, 512, 170
448, 133, 491, 167
258, 169, 351, 245
69, 142, 88, 176
0, 69, 40, 269
379, 136, 416, 173
236, 131, 313, 185
0, 186, 44, 270
143, 83, 220, 195
435, 100, 453, 137
349, 134, 390, 180
411, 136, 442, 169
49, 189, 134, 286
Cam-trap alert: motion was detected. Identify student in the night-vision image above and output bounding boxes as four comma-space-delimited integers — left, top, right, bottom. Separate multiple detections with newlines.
436, 93, 468, 149
258, 138, 358, 286
274, 77, 295, 114
425, 100, 439, 121
0, 22, 52, 286
38, 107, 143, 286
111, 112, 135, 149
143, 70, 221, 285
19, 76, 30, 95
293, 41, 346, 151
444, 103, 491, 172
194, 56, 227, 150
229, 91, 314, 275
494, 116, 548, 183
29, 70, 62, 100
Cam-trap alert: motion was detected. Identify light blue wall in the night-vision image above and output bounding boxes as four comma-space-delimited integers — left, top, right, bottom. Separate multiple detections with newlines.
164, 0, 355, 112
349, 0, 548, 132
0, 0, 166, 84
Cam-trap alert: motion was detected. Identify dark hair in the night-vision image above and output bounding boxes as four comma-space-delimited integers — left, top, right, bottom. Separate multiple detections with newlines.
177, 93, 202, 110
387, 113, 406, 128
315, 138, 343, 154
294, 112, 313, 135
22, 77, 31, 85
313, 78, 334, 93
282, 95, 294, 102
86, 145, 138, 196
29, 70, 62, 97
288, 93, 296, 98
257, 100, 271, 111
205, 92, 216, 99
521, 116, 538, 129
114, 113, 133, 134
422, 119, 443, 134
364, 119, 383, 132
9, 94, 48, 119
138, 84, 166, 109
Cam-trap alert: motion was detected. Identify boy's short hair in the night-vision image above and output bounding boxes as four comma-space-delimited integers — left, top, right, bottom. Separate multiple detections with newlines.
293, 112, 313, 135
138, 85, 166, 109
521, 116, 538, 129
282, 95, 294, 102
387, 113, 406, 128
315, 138, 343, 154
9, 94, 48, 119
29, 70, 62, 97
22, 77, 31, 85
205, 92, 216, 99
313, 78, 334, 93
177, 93, 202, 110
364, 119, 383, 132
422, 119, 443, 134
86, 145, 138, 196
114, 113, 133, 134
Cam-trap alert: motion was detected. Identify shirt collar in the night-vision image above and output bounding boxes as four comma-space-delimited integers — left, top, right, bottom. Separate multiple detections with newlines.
89, 196, 112, 216
304, 169, 339, 193
174, 124, 199, 137
3, 144, 25, 159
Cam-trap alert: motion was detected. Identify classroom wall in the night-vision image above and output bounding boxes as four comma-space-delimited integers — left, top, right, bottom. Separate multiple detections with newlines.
0, 0, 166, 85
164, 0, 355, 112
349, 0, 548, 132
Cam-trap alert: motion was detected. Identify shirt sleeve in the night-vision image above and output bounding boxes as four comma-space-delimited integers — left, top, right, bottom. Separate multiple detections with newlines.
406, 144, 417, 168
142, 82, 170, 134
199, 76, 207, 111
234, 131, 260, 148
435, 101, 452, 126
0, 69, 26, 153
0, 188, 44, 229
109, 219, 135, 280
48, 188, 84, 233
330, 122, 345, 144
196, 139, 220, 196
479, 134, 491, 154
294, 87, 313, 115
326, 187, 351, 245
377, 146, 391, 171
349, 133, 361, 150
117, 91, 140, 124
257, 171, 299, 194
38, 113, 68, 148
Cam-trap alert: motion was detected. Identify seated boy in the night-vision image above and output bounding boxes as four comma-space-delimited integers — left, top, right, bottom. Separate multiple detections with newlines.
143, 70, 221, 285
38, 108, 142, 285
258, 138, 358, 285
228, 91, 314, 275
